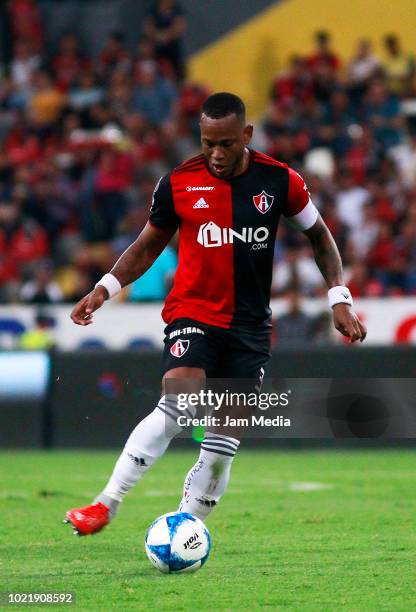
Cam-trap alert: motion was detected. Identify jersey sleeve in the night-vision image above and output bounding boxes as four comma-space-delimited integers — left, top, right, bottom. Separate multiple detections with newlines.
283, 168, 318, 231
149, 174, 180, 229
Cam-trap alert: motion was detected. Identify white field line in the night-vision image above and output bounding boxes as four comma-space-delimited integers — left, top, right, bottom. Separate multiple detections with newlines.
141, 481, 333, 497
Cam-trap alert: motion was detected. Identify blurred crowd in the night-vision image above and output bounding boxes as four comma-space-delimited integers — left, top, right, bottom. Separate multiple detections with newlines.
0, 1, 416, 312
269, 30, 416, 300
0, 0, 204, 305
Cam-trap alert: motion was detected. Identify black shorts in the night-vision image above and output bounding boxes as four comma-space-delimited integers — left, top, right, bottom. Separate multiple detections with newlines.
161, 317, 271, 381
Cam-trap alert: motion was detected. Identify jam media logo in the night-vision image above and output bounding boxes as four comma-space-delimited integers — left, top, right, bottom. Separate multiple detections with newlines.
197, 221, 269, 248
253, 190, 274, 214
170, 339, 190, 358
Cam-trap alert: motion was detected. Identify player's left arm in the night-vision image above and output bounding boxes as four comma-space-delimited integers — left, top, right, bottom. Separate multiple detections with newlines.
303, 215, 366, 342
283, 168, 367, 343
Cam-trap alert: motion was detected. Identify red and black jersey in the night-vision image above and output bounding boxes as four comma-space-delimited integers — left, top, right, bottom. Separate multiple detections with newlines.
149, 149, 318, 329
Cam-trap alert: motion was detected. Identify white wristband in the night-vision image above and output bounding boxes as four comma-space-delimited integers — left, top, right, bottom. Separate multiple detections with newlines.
95, 273, 121, 299
328, 286, 353, 308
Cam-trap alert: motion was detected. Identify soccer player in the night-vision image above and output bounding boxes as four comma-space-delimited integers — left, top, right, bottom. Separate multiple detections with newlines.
64, 92, 366, 535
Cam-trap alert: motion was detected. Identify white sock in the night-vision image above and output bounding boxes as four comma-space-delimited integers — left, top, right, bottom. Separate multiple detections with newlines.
95, 395, 189, 514
178, 433, 240, 521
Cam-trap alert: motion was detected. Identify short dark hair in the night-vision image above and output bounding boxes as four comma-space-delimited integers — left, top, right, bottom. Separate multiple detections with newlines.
201, 92, 245, 121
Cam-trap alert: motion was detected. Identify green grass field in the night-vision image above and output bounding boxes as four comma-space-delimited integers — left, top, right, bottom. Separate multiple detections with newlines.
1, 449, 416, 611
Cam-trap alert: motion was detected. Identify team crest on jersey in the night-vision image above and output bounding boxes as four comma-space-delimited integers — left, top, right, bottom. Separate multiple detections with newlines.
170, 339, 190, 358
253, 191, 274, 214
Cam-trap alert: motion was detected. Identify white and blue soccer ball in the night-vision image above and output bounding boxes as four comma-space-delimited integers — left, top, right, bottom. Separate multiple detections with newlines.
145, 512, 211, 574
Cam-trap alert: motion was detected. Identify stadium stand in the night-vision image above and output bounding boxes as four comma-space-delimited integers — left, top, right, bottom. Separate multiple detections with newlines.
0, 2, 415, 310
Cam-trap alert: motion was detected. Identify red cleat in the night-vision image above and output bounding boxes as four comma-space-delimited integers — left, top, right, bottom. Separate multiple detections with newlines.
64, 502, 110, 536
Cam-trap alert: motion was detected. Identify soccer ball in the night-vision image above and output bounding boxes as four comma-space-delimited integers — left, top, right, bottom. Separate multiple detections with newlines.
145, 512, 211, 574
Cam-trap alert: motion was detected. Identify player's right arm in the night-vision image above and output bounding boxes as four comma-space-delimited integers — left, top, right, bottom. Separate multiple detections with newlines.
71, 174, 179, 326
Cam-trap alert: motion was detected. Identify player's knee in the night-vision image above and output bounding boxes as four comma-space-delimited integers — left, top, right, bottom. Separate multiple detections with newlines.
161, 369, 204, 422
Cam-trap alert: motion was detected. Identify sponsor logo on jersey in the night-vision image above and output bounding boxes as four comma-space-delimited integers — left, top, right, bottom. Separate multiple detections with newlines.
186, 186, 215, 192
197, 221, 269, 248
169, 326, 205, 340
253, 190, 274, 214
193, 197, 210, 209
170, 339, 190, 358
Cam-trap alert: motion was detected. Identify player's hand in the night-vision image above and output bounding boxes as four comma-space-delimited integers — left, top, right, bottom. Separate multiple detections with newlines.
70, 286, 108, 326
332, 303, 367, 343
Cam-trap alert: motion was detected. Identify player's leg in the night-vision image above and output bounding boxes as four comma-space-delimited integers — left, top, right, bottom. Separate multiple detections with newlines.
177, 397, 252, 521
178, 430, 240, 520
94, 367, 205, 512
64, 318, 216, 535
178, 325, 271, 521
65, 367, 205, 535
